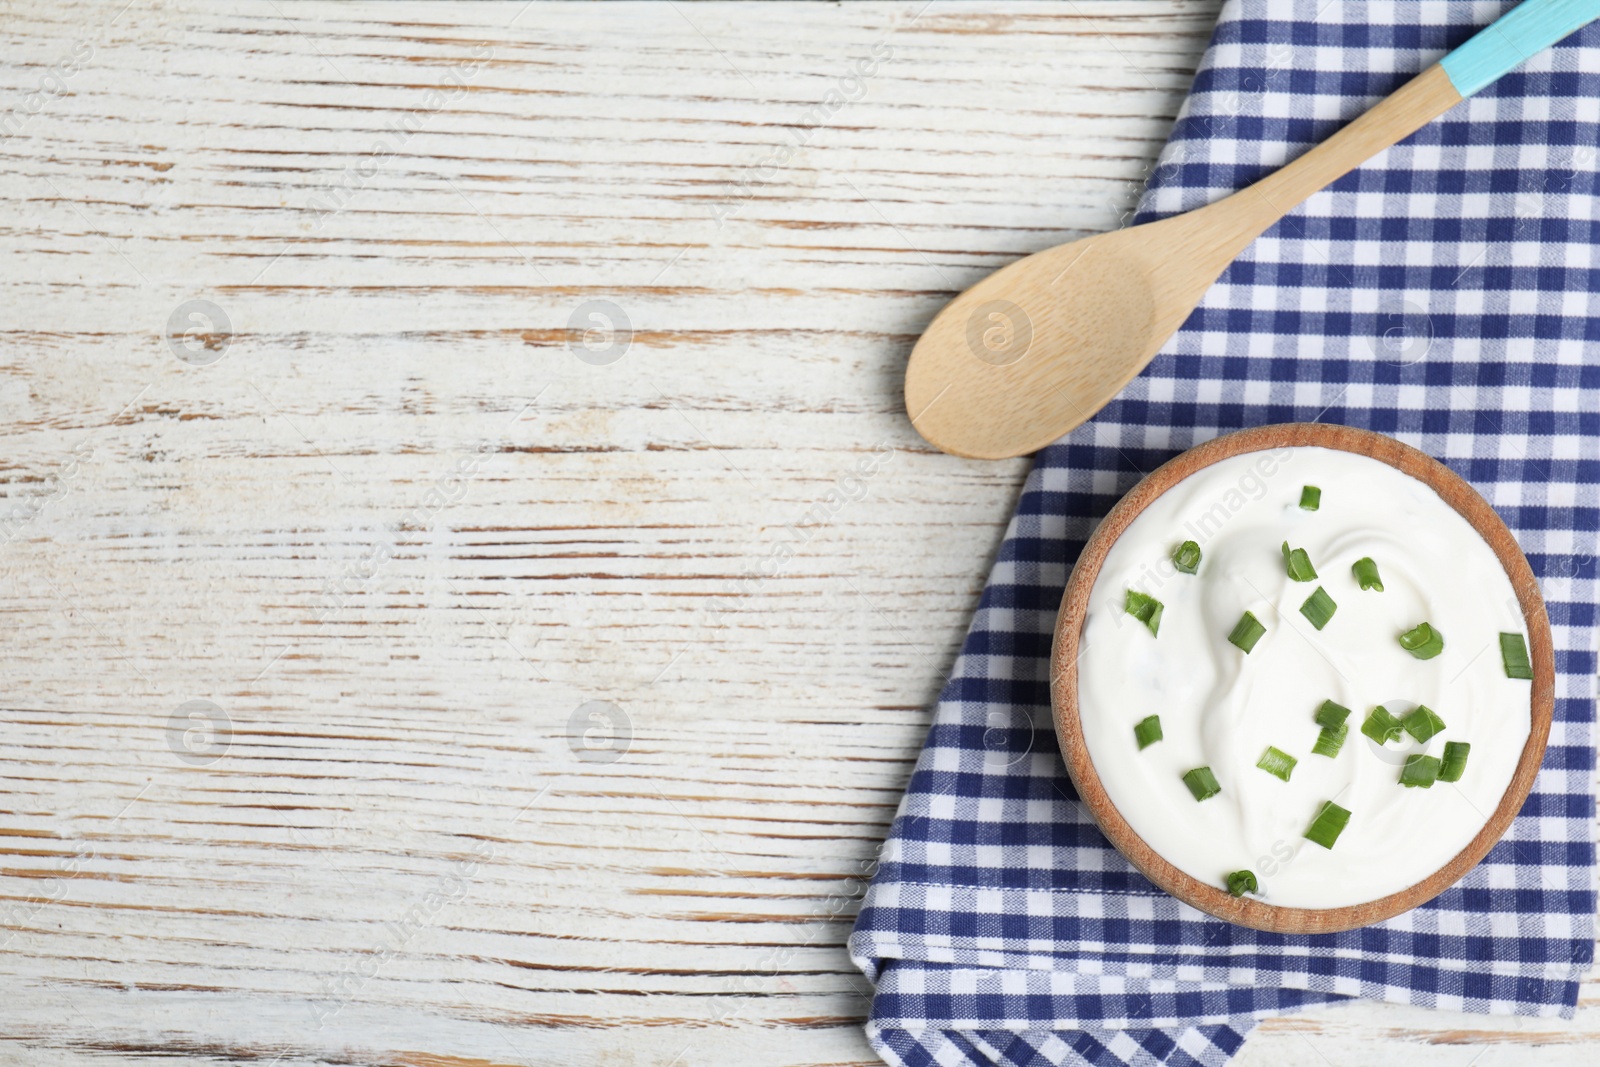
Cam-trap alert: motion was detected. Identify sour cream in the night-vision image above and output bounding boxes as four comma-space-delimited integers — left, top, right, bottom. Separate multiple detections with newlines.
1076, 446, 1531, 909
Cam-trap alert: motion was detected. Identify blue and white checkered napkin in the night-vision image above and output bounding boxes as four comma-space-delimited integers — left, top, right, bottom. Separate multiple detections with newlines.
849, 2, 1598, 1064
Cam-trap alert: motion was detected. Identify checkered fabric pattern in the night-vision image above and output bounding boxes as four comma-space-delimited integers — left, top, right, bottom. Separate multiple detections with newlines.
847, 3, 1599, 1065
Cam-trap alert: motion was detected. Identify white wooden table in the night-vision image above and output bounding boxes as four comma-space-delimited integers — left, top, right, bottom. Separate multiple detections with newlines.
0, 2, 1593, 1064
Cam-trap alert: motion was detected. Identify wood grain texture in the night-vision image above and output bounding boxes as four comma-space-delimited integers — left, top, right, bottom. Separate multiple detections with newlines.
0, 2, 1590, 1065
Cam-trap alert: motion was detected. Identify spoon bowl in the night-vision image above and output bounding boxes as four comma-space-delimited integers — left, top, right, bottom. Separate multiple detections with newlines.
906, 213, 1221, 460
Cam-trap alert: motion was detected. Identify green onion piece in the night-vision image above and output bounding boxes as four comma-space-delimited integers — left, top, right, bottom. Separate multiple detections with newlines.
1299, 486, 1321, 510
1299, 586, 1337, 630
1402, 704, 1447, 744
1499, 632, 1532, 680
1439, 741, 1471, 783
1133, 715, 1163, 750
1304, 801, 1350, 849
1399, 753, 1441, 789
1124, 590, 1163, 637
1280, 541, 1318, 582
1314, 699, 1352, 730
1352, 557, 1384, 591
1398, 621, 1444, 659
1226, 869, 1258, 898
1172, 540, 1202, 575
1182, 766, 1221, 801
1256, 745, 1297, 782
1228, 611, 1265, 653
1311, 723, 1348, 758
1361, 705, 1404, 745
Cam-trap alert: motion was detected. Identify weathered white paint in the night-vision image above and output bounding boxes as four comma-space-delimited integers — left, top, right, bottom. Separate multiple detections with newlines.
0, 2, 1590, 1064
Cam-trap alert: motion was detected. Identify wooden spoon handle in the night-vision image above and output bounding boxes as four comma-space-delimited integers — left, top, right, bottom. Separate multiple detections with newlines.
1207, 0, 1600, 249
1234, 65, 1460, 237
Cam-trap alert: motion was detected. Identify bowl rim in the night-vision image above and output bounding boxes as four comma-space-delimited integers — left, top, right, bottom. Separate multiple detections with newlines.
1047, 422, 1555, 934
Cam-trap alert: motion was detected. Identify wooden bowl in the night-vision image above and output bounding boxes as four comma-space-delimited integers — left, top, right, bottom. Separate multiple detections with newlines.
1048, 423, 1554, 933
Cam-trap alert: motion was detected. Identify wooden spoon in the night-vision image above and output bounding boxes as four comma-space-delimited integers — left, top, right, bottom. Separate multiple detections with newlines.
905, 0, 1600, 459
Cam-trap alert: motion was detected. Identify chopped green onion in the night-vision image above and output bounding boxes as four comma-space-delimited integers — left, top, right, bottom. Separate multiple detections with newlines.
1124, 590, 1163, 637
1134, 715, 1163, 750
1256, 745, 1297, 782
1352, 557, 1384, 592
1226, 869, 1258, 898
1299, 486, 1321, 510
1439, 741, 1471, 783
1311, 723, 1348, 758
1361, 705, 1404, 745
1172, 540, 1202, 575
1299, 586, 1337, 630
1182, 766, 1221, 801
1314, 699, 1352, 730
1398, 621, 1444, 659
1228, 611, 1265, 653
1402, 705, 1446, 744
1304, 801, 1350, 849
1499, 632, 1532, 680
1399, 753, 1441, 789
1281, 541, 1318, 582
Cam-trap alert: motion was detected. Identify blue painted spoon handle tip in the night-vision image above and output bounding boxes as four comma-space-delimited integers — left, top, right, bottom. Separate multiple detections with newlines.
1440, 0, 1600, 97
